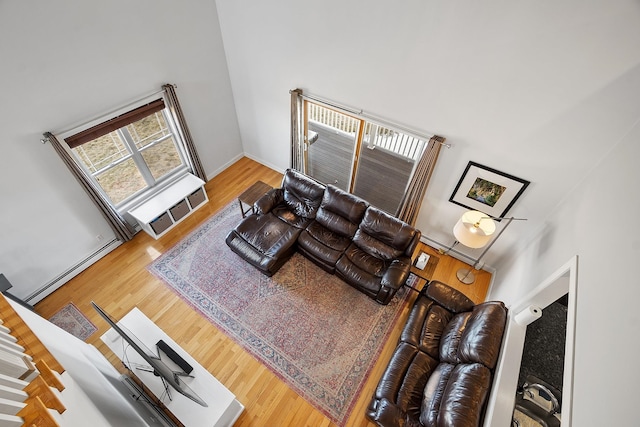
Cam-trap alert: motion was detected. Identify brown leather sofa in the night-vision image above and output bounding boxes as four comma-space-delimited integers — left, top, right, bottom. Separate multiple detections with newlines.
225, 169, 421, 304
367, 281, 507, 427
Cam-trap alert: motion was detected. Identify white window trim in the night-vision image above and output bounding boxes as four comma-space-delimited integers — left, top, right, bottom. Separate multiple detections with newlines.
483, 255, 578, 426
56, 91, 191, 215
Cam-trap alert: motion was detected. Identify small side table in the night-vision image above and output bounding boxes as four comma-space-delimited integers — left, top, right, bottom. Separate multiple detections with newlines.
238, 181, 273, 217
410, 247, 440, 281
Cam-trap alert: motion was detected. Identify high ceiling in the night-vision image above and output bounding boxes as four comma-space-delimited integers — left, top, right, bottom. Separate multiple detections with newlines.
215, 0, 640, 268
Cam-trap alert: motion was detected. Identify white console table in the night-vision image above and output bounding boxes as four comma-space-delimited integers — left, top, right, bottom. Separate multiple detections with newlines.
128, 173, 207, 239
100, 308, 244, 427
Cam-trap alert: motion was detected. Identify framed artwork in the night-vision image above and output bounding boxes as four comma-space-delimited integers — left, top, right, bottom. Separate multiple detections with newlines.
449, 161, 530, 219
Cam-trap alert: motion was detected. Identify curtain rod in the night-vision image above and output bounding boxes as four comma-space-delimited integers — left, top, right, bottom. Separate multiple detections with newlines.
45, 86, 170, 142
294, 90, 451, 148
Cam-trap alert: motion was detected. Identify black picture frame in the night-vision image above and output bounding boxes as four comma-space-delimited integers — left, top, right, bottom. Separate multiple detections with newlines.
449, 161, 529, 219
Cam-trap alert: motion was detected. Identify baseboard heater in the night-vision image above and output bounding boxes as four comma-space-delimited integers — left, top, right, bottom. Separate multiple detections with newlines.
25, 238, 121, 304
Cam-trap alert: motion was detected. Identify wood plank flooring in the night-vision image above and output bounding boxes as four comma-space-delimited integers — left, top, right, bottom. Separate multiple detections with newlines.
34, 157, 491, 427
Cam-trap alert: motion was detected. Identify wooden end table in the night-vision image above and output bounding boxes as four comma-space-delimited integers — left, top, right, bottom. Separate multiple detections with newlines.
410, 247, 440, 281
238, 181, 273, 217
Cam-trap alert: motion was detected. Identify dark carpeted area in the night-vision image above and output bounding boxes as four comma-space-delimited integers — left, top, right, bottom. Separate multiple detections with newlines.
518, 296, 568, 393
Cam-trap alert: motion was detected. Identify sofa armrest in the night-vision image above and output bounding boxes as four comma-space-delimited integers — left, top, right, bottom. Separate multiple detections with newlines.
404, 230, 422, 258
376, 257, 411, 304
381, 257, 411, 289
423, 280, 475, 313
254, 188, 284, 214
368, 398, 407, 427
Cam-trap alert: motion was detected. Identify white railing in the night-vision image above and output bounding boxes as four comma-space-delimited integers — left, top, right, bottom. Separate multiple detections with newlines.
0, 311, 65, 427
308, 103, 425, 160
308, 103, 360, 133
362, 122, 424, 160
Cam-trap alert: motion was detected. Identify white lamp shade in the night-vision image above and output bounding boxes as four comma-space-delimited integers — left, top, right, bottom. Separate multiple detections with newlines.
453, 210, 496, 249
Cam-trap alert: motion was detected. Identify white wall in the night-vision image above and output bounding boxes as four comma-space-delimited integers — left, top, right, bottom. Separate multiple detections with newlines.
215, 0, 640, 424
9, 301, 155, 426
492, 120, 640, 425
215, 0, 640, 269
0, 0, 242, 300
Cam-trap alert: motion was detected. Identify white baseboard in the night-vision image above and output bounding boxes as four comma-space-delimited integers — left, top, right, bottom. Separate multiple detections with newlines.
205, 153, 245, 180
242, 153, 286, 174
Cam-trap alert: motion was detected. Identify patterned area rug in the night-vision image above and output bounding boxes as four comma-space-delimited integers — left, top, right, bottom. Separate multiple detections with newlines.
49, 303, 97, 341
149, 201, 413, 425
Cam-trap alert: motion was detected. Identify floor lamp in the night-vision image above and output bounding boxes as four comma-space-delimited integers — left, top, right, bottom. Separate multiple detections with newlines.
453, 210, 526, 284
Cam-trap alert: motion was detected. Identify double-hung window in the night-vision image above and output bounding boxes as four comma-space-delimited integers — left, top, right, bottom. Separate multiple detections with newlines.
63, 98, 187, 207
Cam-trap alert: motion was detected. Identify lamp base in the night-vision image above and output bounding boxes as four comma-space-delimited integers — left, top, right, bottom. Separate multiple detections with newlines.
456, 268, 476, 285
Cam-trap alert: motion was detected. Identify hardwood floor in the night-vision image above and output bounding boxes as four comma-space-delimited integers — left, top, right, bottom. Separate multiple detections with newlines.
410, 243, 492, 304
34, 157, 491, 427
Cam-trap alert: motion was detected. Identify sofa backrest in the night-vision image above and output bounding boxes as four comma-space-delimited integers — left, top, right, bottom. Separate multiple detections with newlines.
401, 300, 453, 359
400, 282, 476, 359
281, 169, 325, 219
315, 185, 368, 238
457, 302, 507, 369
439, 301, 507, 369
353, 206, 420, 260
420, 362, 492, 427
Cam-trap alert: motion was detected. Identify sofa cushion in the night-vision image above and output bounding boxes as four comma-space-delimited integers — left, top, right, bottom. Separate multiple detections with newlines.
374, 342, 439, 421
317, 185, 368, 232
420, 362, 455, 427
458, 302, 507, 369
335, 253, 382, 297
302, 220, 352, 252
297, 221, 352, 271
420, 363, 491, 427
439, 302, 507, 368
341, 243, 386, 277
254, 188, 284, 215
225, 213, 302, 275
357, 207, 418, 257
313, 208, 359, 239
271, 205, 315, 229
280, 169, 325, 219
336, 243, 414, 303
352, 229, 402, 262
439, 312, 472, 364
400, 298, 454, 359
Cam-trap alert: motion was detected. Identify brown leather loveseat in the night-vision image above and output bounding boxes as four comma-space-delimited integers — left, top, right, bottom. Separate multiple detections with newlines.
225, 169, 421, 304
367, 281, 507, 427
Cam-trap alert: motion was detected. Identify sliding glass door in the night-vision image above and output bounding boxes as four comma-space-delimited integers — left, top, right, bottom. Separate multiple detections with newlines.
304, 101, 425, 215
306, 104, 360, 191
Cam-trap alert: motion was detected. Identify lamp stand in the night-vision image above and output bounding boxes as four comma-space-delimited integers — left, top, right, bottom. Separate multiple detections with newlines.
454, 217, 525, 285
456, 267, 476, 284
